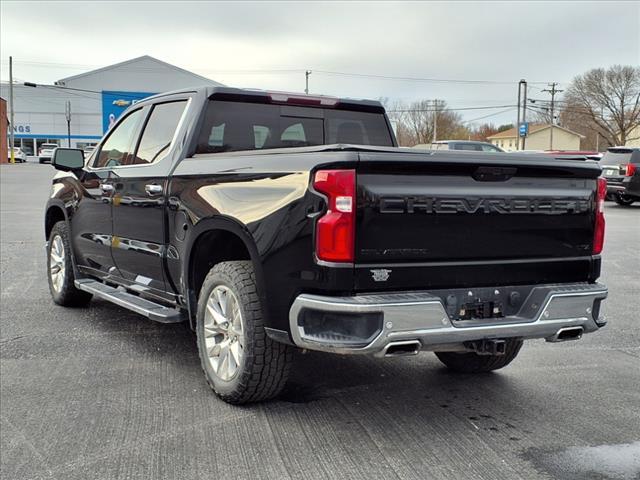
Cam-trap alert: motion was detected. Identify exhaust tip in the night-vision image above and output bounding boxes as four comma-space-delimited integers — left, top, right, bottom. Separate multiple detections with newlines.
548, 326, 584, 342
384, 340, 421, 357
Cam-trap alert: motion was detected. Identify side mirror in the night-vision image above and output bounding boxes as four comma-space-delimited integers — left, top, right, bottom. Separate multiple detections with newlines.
52, 148, 85, 171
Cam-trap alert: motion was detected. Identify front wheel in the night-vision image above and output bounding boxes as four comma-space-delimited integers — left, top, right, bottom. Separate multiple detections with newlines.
614, 194, 635, 206
435, 339, 523, 373
47, 221, 92, 307
196, 261, 292, 404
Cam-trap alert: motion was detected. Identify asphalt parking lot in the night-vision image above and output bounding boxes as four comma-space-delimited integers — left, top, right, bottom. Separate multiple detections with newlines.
1, 161, 639, 480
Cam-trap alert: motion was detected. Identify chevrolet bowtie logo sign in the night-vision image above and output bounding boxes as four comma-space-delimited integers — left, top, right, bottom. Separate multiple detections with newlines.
112, 99, 131, 107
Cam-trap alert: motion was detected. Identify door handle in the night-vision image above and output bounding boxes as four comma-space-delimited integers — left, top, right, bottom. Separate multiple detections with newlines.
100, 183, 114, 193
145, 184, 163, 196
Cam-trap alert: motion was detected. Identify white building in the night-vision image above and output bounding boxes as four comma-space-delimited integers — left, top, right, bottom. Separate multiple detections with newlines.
1, 56, 222, 156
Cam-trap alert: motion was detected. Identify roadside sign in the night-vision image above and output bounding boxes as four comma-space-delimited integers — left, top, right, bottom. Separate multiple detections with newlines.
519, 123, 529, 137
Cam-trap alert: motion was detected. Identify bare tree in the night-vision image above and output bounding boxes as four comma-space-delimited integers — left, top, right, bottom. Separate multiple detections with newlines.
558, 100, 613, 151
386, 99, 469, 146
564, 65, 640, 146
469, 123, 501, 141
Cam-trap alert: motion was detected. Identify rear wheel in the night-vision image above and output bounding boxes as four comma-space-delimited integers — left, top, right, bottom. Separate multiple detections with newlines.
435, 339, 523, 373
196, 261, 292, 404
614, 194, 635, 206
47, 221, 92, 307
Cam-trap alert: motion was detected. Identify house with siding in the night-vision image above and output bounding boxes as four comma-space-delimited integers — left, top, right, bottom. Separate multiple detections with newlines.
487, 124, 584, 152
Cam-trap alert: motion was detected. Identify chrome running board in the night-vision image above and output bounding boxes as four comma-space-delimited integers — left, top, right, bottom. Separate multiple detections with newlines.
75, 279, 185, 324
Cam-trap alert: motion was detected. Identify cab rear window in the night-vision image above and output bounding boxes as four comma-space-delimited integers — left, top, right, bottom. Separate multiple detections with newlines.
196, 100, 393, 153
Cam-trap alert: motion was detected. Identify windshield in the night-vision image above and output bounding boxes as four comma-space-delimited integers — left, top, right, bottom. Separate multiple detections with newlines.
601, 149, 636, 166
196, 100, 393, 154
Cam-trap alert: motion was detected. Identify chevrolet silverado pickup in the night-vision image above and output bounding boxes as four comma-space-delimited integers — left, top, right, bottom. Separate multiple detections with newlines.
45, 86, 608, 404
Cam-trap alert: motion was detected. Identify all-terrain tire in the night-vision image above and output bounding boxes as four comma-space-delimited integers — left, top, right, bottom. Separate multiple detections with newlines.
196, 261, 293, 404
47, 221, 93, 307
435, 339, 523, 373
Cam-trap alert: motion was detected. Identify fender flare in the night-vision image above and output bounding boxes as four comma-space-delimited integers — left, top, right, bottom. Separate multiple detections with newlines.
44, 199, 82, 277
181, 215, 266, 329
44, 199, 71, 238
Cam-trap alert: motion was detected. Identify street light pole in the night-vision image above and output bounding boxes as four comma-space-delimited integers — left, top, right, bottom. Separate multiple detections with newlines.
9, 56, 15, 164
305, 70, 311, 94
65, 101, 71, 147
516, 79, 528, 150
23, 81, 74, 150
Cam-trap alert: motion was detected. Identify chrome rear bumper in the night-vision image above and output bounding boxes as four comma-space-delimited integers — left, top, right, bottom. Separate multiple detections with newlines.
289, 283, 607, 355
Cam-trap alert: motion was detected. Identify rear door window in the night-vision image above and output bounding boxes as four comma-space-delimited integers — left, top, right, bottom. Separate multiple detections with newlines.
481, 144, 502, 152
453, 143, 482, 151
130, 101, 187, 165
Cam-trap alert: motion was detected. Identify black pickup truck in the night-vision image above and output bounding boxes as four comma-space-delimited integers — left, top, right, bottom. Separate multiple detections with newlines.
45, 86, 608, 404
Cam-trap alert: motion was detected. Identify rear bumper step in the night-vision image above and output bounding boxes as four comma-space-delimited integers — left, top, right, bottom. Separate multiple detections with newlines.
289, 283, 607, 355
75, 279, 185, 324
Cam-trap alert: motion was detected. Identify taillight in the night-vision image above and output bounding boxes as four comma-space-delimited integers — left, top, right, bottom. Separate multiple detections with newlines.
624, 163, 637, 176
593, 177, 606, 255
313, 169, 355, 263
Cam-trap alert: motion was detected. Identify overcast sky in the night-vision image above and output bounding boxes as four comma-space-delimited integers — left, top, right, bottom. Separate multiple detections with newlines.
1, 1, 639, 125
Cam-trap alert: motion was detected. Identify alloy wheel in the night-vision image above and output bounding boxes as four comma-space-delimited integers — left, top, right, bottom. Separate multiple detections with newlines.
49, 235, 66, 293
203, 285, 245, 381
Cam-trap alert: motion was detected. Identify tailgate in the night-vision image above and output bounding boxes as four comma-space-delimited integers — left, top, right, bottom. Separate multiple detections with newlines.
355, 151, 601, 290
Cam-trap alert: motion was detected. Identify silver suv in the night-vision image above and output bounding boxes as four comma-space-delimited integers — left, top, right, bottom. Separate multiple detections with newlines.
413, 140, 504, 152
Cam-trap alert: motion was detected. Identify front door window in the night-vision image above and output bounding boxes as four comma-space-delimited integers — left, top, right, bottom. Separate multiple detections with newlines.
94, 109, 144, 168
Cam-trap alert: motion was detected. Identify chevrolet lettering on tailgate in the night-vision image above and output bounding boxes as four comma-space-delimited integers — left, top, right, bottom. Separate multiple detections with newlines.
378, 196, 591, 214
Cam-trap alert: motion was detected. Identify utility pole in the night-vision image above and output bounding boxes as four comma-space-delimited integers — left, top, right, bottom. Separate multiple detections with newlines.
432, 99, 438, 143
521, 80, 528, 150
65, 101, 72, 147
542, 82, 563, 150
9, 56, 15, 163
516, 82, 522, 150
304, 70, 311, 94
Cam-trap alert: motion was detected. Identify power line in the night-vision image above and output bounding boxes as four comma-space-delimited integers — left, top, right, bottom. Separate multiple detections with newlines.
388, 104, 517, 113
313, 70, 553, 85
22, 82, 153, 100
0, 59, 305, 75
2, 58, 564, 86
462, 107, 517, 124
